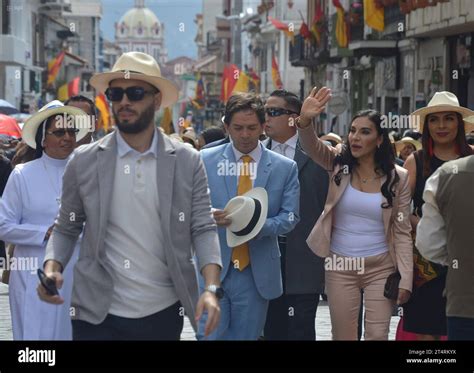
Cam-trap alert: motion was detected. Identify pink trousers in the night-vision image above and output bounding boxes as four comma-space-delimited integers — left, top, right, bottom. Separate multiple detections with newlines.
325, 252, 396, 340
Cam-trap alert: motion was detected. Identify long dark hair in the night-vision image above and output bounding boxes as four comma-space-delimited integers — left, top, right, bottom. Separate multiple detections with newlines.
420, 112, 473, 178
333, 109, 400, 209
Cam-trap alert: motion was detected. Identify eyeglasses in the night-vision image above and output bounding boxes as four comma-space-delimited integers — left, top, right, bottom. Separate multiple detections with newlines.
265, 107, 299, 117
105, 86, 159, 102
46, 129, 80, 138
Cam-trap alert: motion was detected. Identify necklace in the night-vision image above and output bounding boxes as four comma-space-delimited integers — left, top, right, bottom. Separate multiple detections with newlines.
356, 169, 381, 184
360, 176, 378, 184
42, 159, 62, 206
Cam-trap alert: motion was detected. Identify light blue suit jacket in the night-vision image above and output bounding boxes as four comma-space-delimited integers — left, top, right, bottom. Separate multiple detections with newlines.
201, 143, 300, 300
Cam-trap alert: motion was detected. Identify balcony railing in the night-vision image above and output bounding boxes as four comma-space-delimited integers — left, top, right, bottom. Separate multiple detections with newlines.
289, 34, 334, 67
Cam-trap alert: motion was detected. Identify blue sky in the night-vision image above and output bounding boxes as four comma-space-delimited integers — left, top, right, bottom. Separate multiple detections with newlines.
100, 0, 201, 60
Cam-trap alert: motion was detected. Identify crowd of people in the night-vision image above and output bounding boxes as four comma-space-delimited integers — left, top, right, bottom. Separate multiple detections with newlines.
0, 51, 472, 341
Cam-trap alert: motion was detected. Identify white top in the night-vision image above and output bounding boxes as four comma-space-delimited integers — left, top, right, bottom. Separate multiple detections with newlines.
330, 183, 388, 258
103, 130, 178, 318
415, 169, 448, 265
232, 142, 263, 187
271, 133, 298, 160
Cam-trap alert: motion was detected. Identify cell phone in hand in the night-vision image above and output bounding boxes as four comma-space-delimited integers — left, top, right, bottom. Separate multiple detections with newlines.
37, 268, 59, 296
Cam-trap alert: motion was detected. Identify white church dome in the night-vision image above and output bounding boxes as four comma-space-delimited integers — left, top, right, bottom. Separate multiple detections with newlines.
116, 0, 161, 39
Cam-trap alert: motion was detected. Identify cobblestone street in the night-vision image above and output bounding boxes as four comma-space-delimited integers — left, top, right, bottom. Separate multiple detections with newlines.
1, 279, 400, 341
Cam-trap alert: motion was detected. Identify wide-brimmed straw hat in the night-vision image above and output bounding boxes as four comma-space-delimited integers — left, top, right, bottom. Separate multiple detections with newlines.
395, 137, 422, 154
89, 52, 179, 108
22, 100, 89, 149
411, 91, 474, 133
464, 115, 474, 133
224, 187, 268, 248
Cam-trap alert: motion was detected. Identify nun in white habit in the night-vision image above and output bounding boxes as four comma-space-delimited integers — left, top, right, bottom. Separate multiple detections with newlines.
0, 100, 89, 340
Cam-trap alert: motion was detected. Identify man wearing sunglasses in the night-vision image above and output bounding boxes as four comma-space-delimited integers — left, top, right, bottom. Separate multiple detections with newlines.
262, 89, 329, 341
38, 52, 222, 340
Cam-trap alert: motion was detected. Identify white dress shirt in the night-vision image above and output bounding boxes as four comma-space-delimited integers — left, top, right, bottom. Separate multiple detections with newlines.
271, 133, 298, 160
104, 129, 178, 318
232, 142, 263, 187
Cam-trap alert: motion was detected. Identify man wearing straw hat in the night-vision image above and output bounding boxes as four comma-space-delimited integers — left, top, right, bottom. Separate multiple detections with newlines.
38, 52, 222, 340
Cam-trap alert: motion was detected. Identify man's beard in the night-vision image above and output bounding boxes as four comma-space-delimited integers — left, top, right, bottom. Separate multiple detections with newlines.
113, 103, 156, 134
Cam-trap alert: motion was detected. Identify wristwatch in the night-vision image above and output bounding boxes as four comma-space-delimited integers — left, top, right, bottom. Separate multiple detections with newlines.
205, 284, 224, 299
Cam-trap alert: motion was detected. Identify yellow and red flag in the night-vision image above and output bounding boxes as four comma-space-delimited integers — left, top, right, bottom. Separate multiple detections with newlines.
161, 107, 173, 134
220, 64, 239, 103
58, 77, 80, 101
311, 0, 324, 45
268, 16, 295, 44
333, 0, 348, 48
232, 71, 250, 93
95, 93, 111, 132
364, 0, 384, 32
271, 55, 283, 89
47, 51, 66, 87
248, 68, 261, 92
221, 64, 240, 103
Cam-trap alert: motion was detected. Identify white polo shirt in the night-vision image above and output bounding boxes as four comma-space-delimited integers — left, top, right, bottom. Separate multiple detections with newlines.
104, 130, 178, 318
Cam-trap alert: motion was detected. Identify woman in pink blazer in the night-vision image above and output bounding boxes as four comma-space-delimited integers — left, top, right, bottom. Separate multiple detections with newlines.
296, 87, 413, 340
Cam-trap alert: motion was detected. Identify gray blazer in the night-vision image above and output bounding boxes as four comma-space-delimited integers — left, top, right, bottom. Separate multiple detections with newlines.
265, 139, 329, 294
44, 130, 222, 331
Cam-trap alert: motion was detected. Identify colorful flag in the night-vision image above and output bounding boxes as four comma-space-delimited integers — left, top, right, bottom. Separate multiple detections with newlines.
195, 73, 205, 101
95, 93, 111, 132
161, 107, 173, 134
268, 16, 295, 44
57, 77, 80, 101
232, 71, 250, 93
311, 0, 324, 45
364, 0, 384, 31
333, 0, 348, 48
247, 68, 261, 92
47, 51, 65, 87
271, 55, 283, 89
300, 21, 311, 39
220, 64, 239, 102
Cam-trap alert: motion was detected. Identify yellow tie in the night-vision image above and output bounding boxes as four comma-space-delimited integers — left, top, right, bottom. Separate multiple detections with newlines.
232, 155, 253, 271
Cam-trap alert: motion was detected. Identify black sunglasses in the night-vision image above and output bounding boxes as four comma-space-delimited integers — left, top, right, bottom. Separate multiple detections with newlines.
265, 107, 299, 117
105, 86, 159, 102
46, 129, 80, 138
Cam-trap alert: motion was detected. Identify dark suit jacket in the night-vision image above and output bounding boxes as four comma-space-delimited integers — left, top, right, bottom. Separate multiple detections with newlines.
265, 138, 329, 295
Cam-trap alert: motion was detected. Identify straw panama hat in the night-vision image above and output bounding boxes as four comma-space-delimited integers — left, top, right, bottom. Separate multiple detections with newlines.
411, 91, 474, 133
89, 52, 179, 108
465, 115, 474, 131
182, 127, 198, 147
224, 187, 268, 248
321, 132, 342, 145
395, 137, 422, 154
22, 100, 89, 149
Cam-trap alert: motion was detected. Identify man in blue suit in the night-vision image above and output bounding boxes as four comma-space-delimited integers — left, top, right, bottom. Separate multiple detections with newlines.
198, 92, 300, 340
